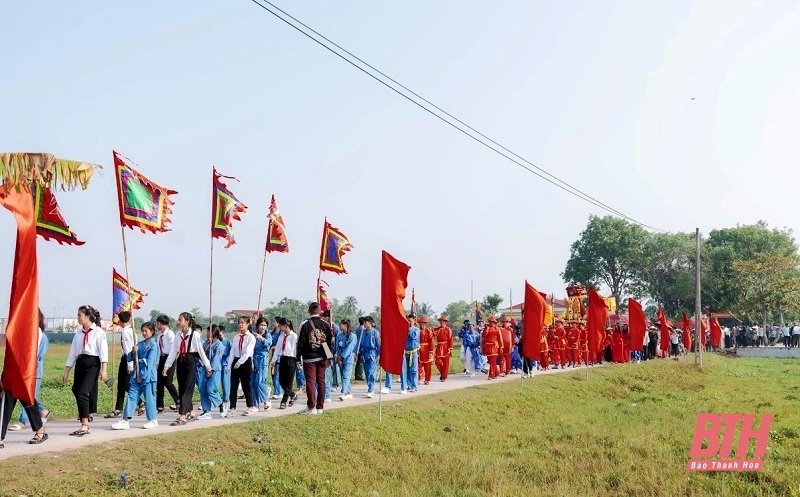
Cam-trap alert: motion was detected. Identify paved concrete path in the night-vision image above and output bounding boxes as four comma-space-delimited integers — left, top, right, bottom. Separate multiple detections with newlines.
0, 365, 598, 461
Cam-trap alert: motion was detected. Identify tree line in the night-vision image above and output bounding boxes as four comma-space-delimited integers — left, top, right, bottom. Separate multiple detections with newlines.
562, 215, 800, 325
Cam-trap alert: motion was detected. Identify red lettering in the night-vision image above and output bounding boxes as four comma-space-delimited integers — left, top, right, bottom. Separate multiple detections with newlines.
720, 414, 743, 458
691, 413, 722, 458
736, 413, 772, 459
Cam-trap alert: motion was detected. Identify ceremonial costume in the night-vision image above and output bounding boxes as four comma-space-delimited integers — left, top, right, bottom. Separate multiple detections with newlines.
464, 328, 482, 377
418, 317, 434, 384
481, 317, 502, 379
458, 322, 470, 374
402, 324, 420, 392
251, 332, 270, 408
433, 316, 453, 381
539, 327, 550, 370
567, 324, 580, 367
112, 335, 160, 429
555, 323, 567, 368
198, 337, 224, 418
499, 317, 514, 375
358, 325, 381, 396
336, 328, 358, 399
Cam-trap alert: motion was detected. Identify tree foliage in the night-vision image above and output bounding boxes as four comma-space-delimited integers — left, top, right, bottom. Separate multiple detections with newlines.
562, 215, 649, 304
481, 294, 503, 316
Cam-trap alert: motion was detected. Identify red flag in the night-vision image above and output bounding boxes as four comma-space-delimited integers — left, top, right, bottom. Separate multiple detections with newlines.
265, 194, 289, 253
710, 316, 722, 348
658, 307, 670, 354
523, 282, 546, 360
0, 186, 39, 405
682, 312, 693, 350
317, 278, 330, 312
628, 298, 646, 352
587, 288, 608, 354
379, 251, 410, 375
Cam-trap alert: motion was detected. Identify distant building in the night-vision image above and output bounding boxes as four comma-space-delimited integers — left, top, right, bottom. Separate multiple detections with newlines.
500, 298, 568, 320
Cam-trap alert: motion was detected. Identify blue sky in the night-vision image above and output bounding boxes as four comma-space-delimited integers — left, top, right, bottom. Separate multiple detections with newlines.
2, 1, 799, 320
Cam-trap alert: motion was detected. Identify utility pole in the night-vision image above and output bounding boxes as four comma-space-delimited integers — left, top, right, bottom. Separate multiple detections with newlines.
695, 228, 703, 368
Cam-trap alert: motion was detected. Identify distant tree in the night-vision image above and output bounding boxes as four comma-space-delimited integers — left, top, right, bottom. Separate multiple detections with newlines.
443, 301, 471, 325
481, 294, 503, 316
133, 317, 144, 331
562, 215, 649, 305
371, 305, 381, 329
148, 309, 175, 328
415, 302, 435, 319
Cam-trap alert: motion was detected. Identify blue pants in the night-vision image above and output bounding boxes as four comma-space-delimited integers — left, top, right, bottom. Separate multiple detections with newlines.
252, 361, 268, 405
295, 366, 305, 388
325, 366, 332, 400
469, 347, 482, 372
19, 377, 45, 424
330, 360, 339, 388
200, 370, 223, 411
221, 366, 231, 403
271, 364, 282, 397
401, 352, 419, 391
363, 358, 377, 393
124, 381, 156, 421
340, 357, 354, 395
384, 373, 393, 389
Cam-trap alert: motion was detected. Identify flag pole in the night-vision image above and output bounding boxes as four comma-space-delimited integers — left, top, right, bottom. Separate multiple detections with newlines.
378, 366, 383, 423
119, 226, 140, 384
209, 235, 214, 329
256, 249, 268, 314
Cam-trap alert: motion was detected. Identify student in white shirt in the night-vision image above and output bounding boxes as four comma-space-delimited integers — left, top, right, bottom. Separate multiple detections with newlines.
107, 311, 136, 418
162, 312, 212, 426
61, 305, 109, 437
228, 316, 257, 415
271, 317, 298, 409
155, 315, 179, 412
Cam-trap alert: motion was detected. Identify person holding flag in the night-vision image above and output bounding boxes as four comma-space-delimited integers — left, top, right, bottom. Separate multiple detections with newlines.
401, 315, 420, 393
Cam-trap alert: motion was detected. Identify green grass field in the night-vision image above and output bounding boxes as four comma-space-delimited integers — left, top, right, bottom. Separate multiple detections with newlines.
1, 343, 466, 420
0, 352, 798, 496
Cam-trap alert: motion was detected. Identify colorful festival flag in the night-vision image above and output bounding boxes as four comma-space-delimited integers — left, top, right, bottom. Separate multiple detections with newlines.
265, 194, 289, 253
379, 250, 410, 376
319, 220, 353, 274
317, 278, 330, 312
32, 184, 84, 245
112, 268, 146, 323
0, 186, 39, 405
211, 168, 247, 248
113, 151, 178, 233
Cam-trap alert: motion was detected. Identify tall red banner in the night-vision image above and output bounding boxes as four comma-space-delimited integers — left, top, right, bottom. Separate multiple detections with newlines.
523, 282, 546, 359
587, 287, 608, 354
628, 298, 646, 352
379, 251, 410, 375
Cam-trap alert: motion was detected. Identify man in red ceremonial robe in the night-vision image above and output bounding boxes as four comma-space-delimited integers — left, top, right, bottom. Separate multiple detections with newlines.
417, 317, 434, 385
539, 325, 550, 370
555, 320, 567, 368
622, 324, 631, 363
546, 326, 557, 368
612, 327, 623, 363
578, 322, 589, 366
433, 315, 453, 381
499, 317, 514, 376
567, 321, 580, 367
480, 316, 502, 379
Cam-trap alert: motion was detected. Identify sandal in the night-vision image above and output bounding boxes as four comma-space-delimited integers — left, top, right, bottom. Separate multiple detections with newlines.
104, 411, 122, 418
0, 441, 4, 449
170, 418, 187, 426
29, 432, 48, 445
279, 402, 287, 410
70, 425, 90, 437
136, 407, 145, 416
157, 408, 164, 413
288, 395, 296, 407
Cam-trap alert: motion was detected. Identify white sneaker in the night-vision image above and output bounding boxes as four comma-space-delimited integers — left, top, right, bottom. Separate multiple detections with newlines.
220, 405, 229, 418
271, 394, 282, 399
365, 392, 374, 398
111, 419, 130, 430
7, 423, 24, 431
339, 393, 353, 401
299, 407, 317, 415
197, 411, 212, 420
380, 387, 390, 394
264, 402, 272, 411
316, 409, 324, 415
399, 390, 407, 395
142, 420, 158, 429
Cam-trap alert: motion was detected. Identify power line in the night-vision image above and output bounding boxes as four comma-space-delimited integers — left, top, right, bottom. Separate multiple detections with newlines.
247, 0, 666, 232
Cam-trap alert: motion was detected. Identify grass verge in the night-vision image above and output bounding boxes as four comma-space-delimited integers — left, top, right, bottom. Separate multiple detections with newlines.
1, 353, 798, 496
